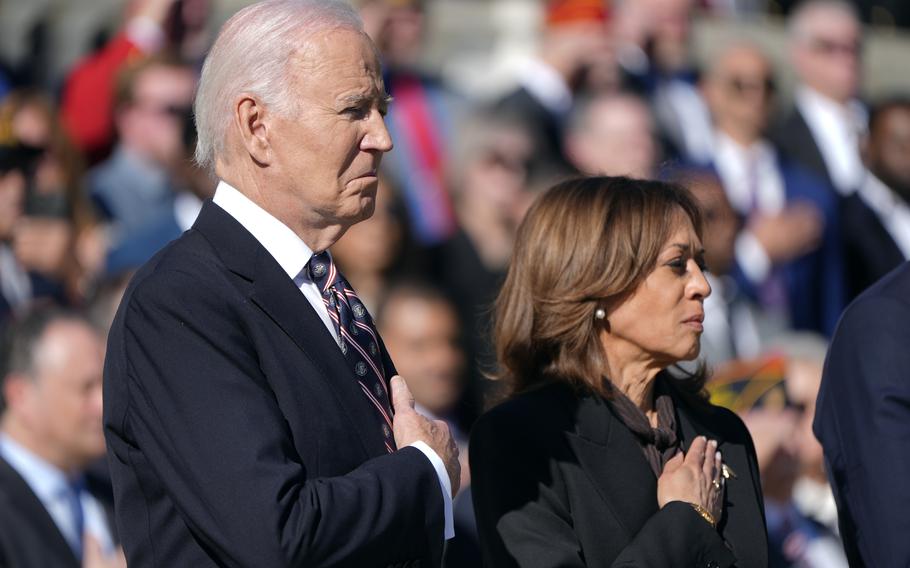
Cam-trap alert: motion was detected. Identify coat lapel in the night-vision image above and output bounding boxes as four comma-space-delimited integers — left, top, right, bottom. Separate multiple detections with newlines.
563, 393, 659, 539
0, 456, 80, 567
193, 201, 388, 457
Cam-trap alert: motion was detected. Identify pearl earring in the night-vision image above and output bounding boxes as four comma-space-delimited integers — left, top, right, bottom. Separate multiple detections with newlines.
594, 308, 606, 320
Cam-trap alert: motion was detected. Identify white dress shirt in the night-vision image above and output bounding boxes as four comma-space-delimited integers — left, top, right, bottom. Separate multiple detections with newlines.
212, 181, 454, 538
0, 434, 115, 555
796, 86, 867, 195
713, 132, 785, 285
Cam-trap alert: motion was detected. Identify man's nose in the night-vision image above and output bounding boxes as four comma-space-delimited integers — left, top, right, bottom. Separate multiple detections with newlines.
362, 110, 393, 153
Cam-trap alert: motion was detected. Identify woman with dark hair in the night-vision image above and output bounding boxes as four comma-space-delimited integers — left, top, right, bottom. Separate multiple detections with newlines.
470, 176, 767, 567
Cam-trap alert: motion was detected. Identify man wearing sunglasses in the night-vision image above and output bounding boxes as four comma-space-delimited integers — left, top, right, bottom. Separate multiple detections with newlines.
701, 42, 846, 340
774, 0, 866, 198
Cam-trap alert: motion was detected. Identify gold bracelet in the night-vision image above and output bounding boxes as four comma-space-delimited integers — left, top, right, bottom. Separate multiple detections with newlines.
689, 503, 717, 528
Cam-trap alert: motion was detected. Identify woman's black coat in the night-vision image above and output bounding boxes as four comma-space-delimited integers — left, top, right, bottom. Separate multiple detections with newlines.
470, 381, 768, 567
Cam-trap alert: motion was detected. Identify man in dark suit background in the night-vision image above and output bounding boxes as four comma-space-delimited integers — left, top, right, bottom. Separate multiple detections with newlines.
842, 98, 910, 300
0, 306, 122, 567
701, 42, 845, 339
773, 0, 866, 198
103, 1, 459, 566
814, 261, 910, 566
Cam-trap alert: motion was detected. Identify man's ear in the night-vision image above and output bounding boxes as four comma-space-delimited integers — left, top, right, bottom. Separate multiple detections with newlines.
234, 95, 272, 166
3, 372, 33, 415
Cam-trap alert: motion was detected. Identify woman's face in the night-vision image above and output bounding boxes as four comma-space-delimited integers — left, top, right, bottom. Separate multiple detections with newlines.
604, 215, 711, 366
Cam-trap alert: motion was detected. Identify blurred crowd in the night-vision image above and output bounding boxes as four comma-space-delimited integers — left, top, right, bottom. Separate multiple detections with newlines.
0, 0, 908, 566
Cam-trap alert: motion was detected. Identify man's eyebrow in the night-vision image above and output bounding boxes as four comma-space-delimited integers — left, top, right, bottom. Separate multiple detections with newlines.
339, 93, 394, 106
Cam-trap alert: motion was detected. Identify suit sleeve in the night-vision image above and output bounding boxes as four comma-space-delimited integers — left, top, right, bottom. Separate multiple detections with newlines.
469, 412, 736, 568
813, 294, 910, 566
107, 268, 444, 567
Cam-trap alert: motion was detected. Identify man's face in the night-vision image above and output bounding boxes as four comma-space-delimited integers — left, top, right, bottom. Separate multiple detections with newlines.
705, 47, 775, 141
380, 297, 464, 417
120, 64, 196, 167
569, 97, 657, 178
19, 321, 106, 470
793, 8, 861, 102
868, 106, 910, 200
267, 29, 392, 234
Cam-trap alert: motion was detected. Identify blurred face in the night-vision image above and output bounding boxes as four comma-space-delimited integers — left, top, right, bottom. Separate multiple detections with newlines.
569, 97, 657, 178
689, 176, 738, 274
603, 214, 711, 366
380, 296, 464, 416
268, 29, 393, 232
867, 106, 910, 201
120, 64, 196, 167
704, 46, 775, 142
785, 358, 826, 478
462, 128, 533, 225
0, 170, 25, 239
792, 8, 862, 102
14, 321, 106, 471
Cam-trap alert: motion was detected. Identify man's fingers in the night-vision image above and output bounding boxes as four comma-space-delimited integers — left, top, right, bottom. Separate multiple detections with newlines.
390, 375, 415, 414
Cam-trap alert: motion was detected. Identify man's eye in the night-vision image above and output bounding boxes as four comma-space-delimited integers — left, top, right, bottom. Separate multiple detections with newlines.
344, 106, 368, 118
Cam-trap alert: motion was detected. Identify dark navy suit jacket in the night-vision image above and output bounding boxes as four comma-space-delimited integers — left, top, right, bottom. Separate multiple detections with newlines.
725, 157, 846, 337
103, 201, 444, 567
814, 261, 910, 566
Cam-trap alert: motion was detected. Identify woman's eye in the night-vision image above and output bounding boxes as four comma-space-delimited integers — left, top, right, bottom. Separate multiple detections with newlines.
666, 258, 686, 271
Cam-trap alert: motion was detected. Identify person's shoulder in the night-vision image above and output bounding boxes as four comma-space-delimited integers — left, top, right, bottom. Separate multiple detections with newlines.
473, 381, 577, 441
837, 262, 910, 330
119, 227, 229, 313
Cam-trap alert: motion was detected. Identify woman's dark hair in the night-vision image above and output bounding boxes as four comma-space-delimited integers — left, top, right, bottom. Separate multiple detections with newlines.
493, 175, 708, 398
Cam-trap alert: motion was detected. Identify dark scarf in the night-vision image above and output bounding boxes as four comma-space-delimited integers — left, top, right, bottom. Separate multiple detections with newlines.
604, 376, 680, 478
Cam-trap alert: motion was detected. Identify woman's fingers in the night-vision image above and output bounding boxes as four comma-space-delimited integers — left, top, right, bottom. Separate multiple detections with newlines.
703, 439, 718, 481
685, 436, 707, 468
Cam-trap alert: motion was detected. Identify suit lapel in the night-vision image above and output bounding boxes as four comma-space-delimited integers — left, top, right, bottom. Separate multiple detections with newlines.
563, 393, 658, 539
193, 201, 388, 457
0, 456, 80, 567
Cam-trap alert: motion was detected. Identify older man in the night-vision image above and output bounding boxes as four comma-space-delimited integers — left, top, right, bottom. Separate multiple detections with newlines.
774, 0, 866, 196
103, 1, 459, 567
701, 42, 845, 338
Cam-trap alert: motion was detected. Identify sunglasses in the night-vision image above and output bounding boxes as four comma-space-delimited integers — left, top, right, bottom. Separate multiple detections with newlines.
724, 76, 776, 99
809, 37, 862, 57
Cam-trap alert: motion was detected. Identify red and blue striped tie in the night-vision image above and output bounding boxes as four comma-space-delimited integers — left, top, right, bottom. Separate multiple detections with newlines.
308, 251, 396, 453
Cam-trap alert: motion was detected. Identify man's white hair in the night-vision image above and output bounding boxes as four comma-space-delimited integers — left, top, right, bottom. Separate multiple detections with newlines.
788, 0, 860, 43
194, 0, 364, 171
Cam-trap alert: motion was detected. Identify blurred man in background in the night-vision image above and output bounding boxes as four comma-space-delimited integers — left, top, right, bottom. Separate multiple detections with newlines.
702, 42, 845, 337
842, 97, 910, 298
87, 55, 196, 248
775, 0, 866, 197
494, 0, 616, 178
0, 307, 122, 568
564, 91, 659, 178
376, 282, 468, 473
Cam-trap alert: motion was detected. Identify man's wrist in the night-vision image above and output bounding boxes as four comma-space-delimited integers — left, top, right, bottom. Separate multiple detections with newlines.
408, 441, 455, 539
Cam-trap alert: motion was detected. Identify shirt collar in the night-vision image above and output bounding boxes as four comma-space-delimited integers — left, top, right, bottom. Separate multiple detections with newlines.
796, 86, 866, 128
0, 433, 73, 504
212, 180, 316, 281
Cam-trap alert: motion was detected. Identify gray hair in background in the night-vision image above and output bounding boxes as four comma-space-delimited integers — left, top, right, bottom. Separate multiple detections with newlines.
788, 0, 860, 42
193, 0, 364, 171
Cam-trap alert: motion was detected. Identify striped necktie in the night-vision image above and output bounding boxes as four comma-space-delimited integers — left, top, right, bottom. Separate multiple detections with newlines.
307, 251, 396, 453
